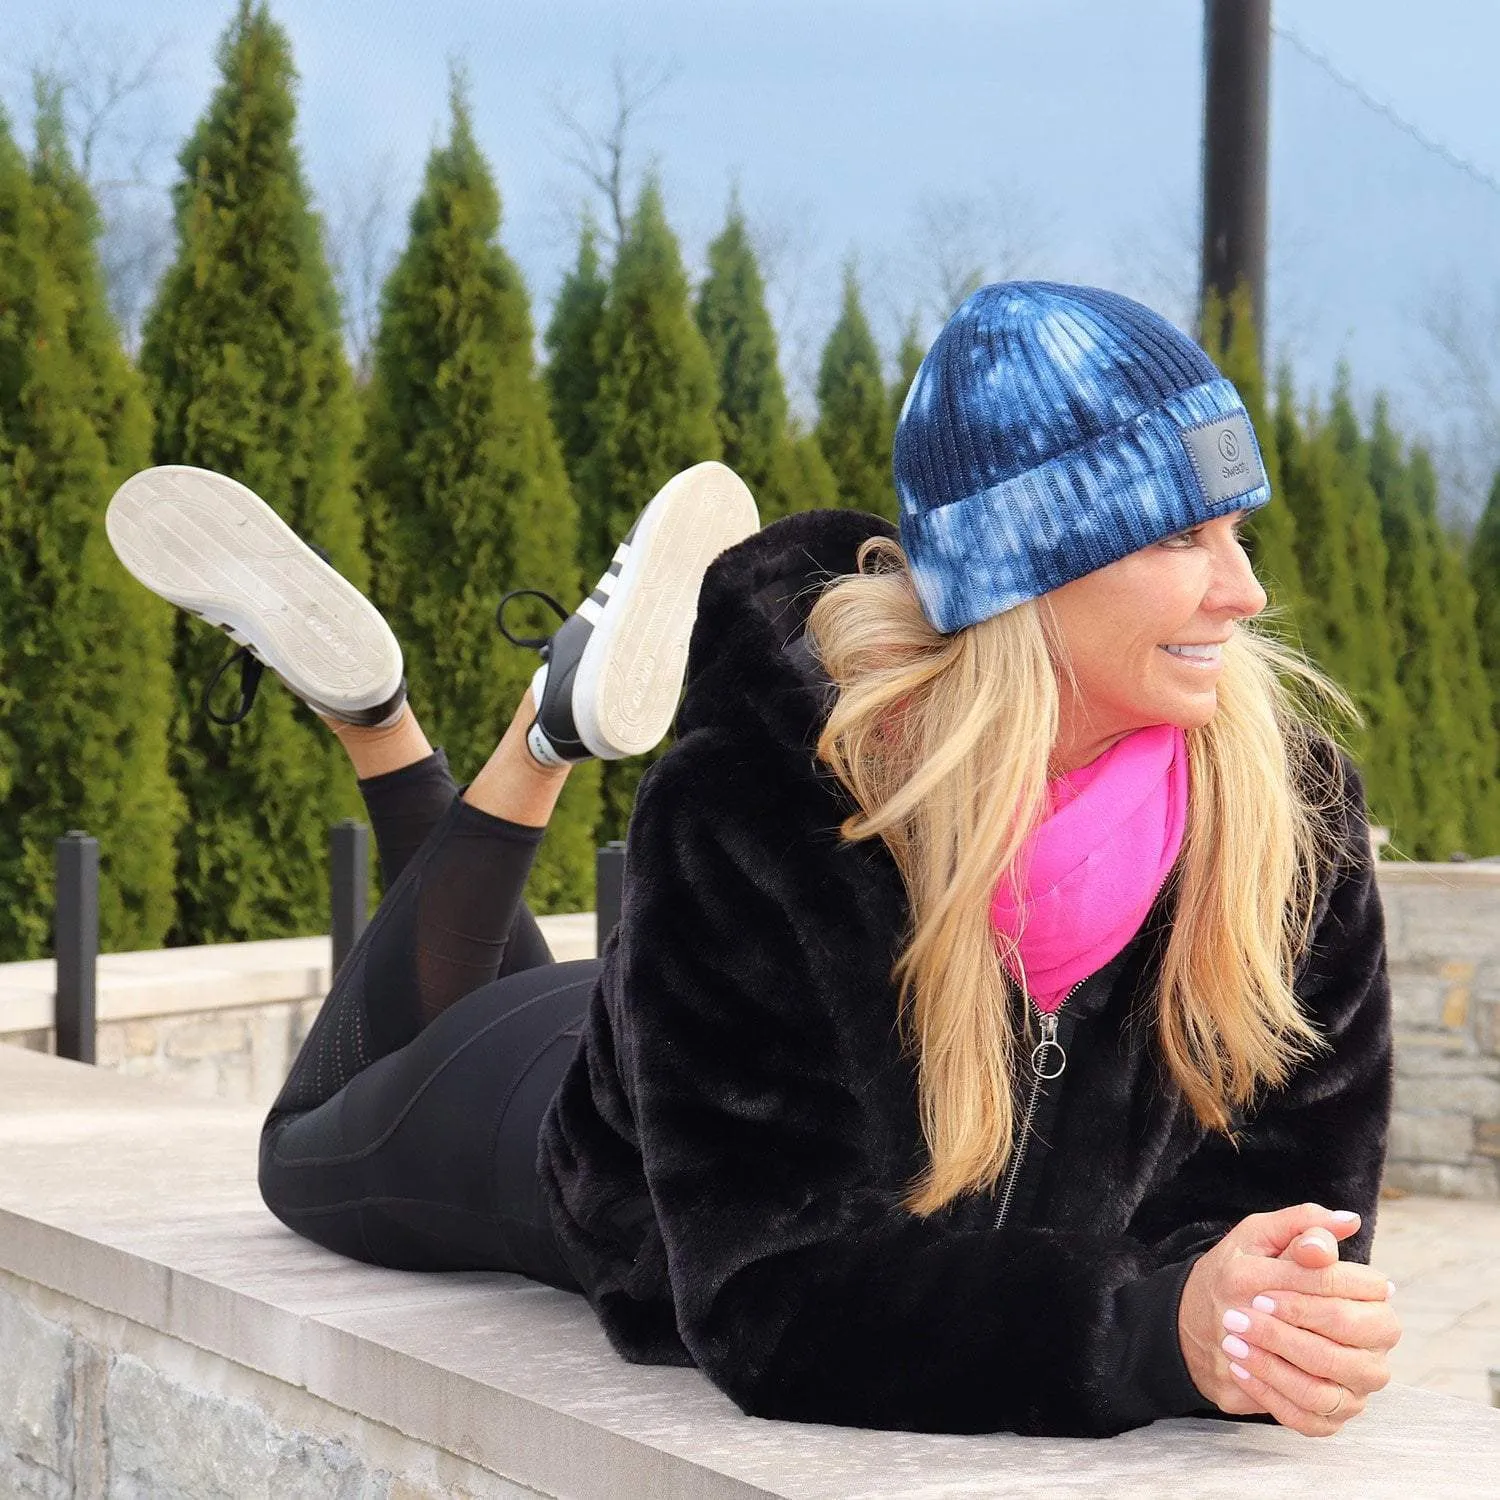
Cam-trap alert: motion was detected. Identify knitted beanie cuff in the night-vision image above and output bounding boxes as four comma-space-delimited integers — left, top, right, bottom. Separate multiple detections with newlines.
901, 377, 1271, 634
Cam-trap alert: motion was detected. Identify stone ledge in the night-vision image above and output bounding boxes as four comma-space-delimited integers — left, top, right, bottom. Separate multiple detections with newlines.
1, 1047, 1498, 1497
0, 914, 598, 1035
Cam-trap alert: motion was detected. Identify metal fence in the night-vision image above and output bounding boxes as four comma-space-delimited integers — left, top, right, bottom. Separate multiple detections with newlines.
51, 827, 627, 1064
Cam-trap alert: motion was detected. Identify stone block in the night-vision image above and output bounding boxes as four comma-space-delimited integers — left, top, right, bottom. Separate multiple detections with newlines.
0, 1287, 72, 1497
105, 1354, 377, 1499
1388, 1111, 1475, 1166
1394, 1071, 1500, 1119
93, 1026, 126, 1068
163, 1018, 249, 1061
1390, 976, 1455, 1030
123, 1021, 159, 1058
1383, 1158, 1500, 1198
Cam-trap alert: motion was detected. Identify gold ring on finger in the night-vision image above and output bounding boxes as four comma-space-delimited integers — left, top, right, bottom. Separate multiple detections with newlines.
1320, 1383, 1348, 1419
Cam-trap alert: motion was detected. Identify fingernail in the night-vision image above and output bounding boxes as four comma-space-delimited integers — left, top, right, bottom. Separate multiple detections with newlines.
1387, 1280, 1396, 1298
1222, 1334, 1251, 1359
1331, 1210, 1360, 1222
1299, 1234, 1326, 1251
1252, 1295, 1276, 1314
1223, 1308, 1251, 1333
1230, 1361, 1251, 1381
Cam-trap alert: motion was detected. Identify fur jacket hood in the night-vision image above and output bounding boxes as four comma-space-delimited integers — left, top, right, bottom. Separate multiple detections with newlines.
537, 506, 1393, 1438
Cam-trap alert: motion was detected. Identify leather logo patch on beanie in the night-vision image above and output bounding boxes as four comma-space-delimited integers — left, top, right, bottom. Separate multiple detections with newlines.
1181, 413, 1266, 505
892, 281, 1274, 635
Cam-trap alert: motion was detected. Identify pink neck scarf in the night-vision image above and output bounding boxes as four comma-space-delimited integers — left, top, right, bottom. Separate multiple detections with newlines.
989, 723, 1189, 1013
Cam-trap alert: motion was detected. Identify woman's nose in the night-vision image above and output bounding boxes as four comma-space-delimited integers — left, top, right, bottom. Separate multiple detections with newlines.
1211, 537, 1268, 620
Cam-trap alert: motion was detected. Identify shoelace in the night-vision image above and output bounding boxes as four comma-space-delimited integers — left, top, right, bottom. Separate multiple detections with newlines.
202, 646, 265, 726
496, 588, 569, 650
201, 539, 335, 727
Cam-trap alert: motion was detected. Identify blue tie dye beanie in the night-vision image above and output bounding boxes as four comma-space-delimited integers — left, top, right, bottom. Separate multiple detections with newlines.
892, 281, 1271, 634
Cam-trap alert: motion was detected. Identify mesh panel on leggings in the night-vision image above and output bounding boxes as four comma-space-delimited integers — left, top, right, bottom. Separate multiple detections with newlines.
275, 939, 379, 1114
269, 794, 550, 1118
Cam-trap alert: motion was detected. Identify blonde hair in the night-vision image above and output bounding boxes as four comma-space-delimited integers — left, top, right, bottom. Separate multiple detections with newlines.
804, 535, 1354, 1216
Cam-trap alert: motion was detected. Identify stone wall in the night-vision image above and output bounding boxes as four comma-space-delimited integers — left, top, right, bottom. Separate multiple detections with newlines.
0, 1272, 544, 1500
1, 880, 1498, 1194
2, 997, 322, 1106
1380, 865, 1500, 1198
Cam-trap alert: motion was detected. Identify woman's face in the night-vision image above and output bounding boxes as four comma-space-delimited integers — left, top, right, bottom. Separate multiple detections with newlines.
1042, 510, 1267, 772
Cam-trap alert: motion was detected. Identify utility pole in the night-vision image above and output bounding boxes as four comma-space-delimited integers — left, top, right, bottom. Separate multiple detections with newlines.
1200, 0, 1270, 363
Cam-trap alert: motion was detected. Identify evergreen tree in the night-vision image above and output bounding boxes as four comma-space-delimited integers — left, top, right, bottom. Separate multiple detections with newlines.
816, 268, 894, 521
1411, 446, 1500, 856
765, 426, 840, 520
587, 176, 721, 838
696, 197, 787, 500
0, 101, 181, 957
1320, 374, 1417, 852
1198, 289, 1304, 629
544, 216, 607, 499
362, 79, 599, 911
139, 2, 365, 942
890, 314, 926, 430
1367, 397, 1463, 857
1472, 467, 1500, 746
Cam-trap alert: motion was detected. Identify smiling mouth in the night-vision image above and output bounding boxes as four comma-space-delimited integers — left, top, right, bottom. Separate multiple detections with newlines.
1159, 643, 1224, 667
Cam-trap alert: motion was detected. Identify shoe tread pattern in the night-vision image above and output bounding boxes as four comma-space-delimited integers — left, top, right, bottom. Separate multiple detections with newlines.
106, 466, 401, 715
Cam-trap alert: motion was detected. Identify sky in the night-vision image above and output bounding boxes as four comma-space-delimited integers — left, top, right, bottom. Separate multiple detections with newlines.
4, 0, 1499, 517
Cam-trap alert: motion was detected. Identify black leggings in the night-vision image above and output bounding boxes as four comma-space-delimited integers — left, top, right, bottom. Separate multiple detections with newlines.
258, 750, 595, 1292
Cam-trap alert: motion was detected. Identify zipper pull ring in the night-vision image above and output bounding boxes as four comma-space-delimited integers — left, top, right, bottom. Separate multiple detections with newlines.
1031, 1011, 1067, 1080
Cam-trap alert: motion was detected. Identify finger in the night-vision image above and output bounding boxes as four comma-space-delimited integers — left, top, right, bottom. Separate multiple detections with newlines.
1224, 1309, 1391, 1397
1228, 1340, 1366, 1427
1245, 1258, 1391, 1303
1242, 1291, 1402, 1354
1280, 1230, 1341, 1269
1239, 1203, 1363, 1258
1224, 1359, 1347, 1438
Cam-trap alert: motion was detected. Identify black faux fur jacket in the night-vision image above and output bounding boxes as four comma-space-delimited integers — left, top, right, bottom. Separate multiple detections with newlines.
536, 506, 1393, 1438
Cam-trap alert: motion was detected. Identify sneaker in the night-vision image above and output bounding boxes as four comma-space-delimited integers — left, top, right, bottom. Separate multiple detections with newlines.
105, 465, 407, 727
497, 461, 759, 764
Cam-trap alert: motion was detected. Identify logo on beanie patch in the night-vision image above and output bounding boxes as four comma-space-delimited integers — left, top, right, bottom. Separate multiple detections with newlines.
1180, 413, 1264, 503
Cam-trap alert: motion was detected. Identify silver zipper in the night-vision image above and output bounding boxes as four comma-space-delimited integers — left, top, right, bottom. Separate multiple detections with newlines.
991, 981, 1082, 1231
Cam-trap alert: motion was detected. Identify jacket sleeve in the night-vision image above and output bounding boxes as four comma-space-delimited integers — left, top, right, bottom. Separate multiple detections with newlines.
1123, 752, 1394, 1265
616, 735, 1391, 1436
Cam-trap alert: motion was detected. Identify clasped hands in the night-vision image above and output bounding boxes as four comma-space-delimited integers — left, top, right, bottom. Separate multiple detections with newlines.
1178, 1203, 1402, 1437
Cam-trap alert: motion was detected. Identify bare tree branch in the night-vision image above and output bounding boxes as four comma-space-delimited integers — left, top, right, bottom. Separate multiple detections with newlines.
323, 152, 403, 385
23, 23, 179, 354
903, 183, 1057, 329
545, 55, 678, 253
1416, 274, 1500, 526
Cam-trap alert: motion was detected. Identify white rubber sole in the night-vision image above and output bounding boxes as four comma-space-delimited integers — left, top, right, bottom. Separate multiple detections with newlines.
105, 466, 404, 719
573, 461, 760, 757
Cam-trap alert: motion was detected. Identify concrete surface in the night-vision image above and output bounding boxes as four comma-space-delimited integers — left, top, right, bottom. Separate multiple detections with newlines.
1, 1045, 1498, 1498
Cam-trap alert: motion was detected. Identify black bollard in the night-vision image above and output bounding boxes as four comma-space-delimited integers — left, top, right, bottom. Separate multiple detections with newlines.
596, 841, 627, 957
55, 831, 100, 1064
330, 820, 370, 978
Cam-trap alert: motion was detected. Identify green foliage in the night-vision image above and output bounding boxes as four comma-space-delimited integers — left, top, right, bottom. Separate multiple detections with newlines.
138, 1, 364, 942
1321, 374, 1417, 850
1472, 468, 1500, 747
544, 215, 607, 504
1412, 447, 1500, 856
815, 268, 894, 521
765, 426, 840, 520
361, 78, 599, 911
0, 97, 181, 958
1198, 288, 1303, 629
890, 314, 925, 431
1367, 399, 1466, 857
587, 176, 721, 839
696, 199, 787, 499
